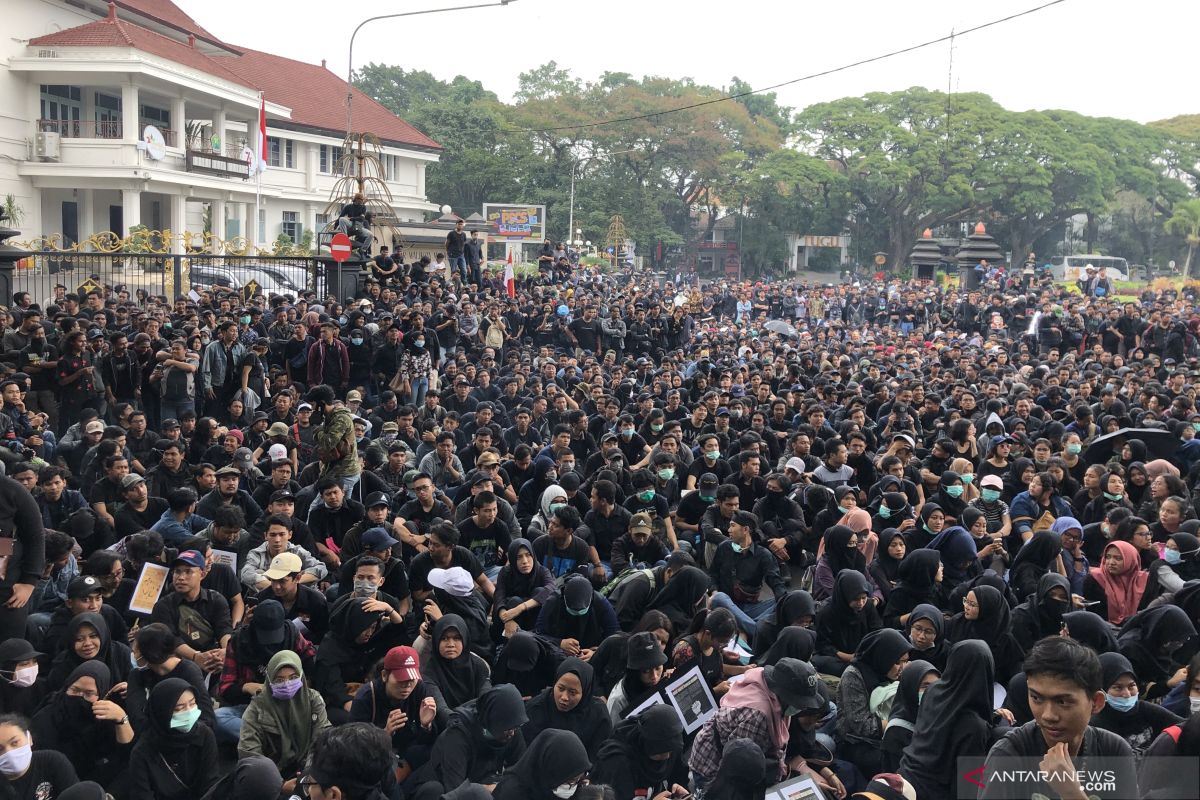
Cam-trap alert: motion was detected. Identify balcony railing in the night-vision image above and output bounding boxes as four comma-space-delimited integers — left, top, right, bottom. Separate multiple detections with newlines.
36, 119, 178, 146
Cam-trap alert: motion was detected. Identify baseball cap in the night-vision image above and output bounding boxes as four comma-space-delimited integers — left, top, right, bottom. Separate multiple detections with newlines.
764, 657, 824, 712
269, 489, 295, 503
989, 434, 1014, 448
267, 443, 288, 460
626, 631, 667, 670
468, 471, 493, 487
362, 526, 399, 552
251, 599, 287, 645
161, 418, 180, 430
68, 575, 104, 600
477, 451, 500, 466
173, 550, 207, 570
564, 574, 593, 613
85, 420, 105, 435
252, 411, 269, 423
629, 512, 653, 534
698, 473, 720, 490
784, 457, 806, 474
347, 390, 363, 403
892, 433, 916, 449
263, 552, 303, 580
384, 646, 421, 681
233, 447, 253, 467
297, 402, 313, 411
120, 474, 145, 490
382, 421, 399, 434
267, 422, 290, 438
403, 470, 423, 488
365, 491, 391, 509
428, 567, 473, 597
980, 474, 1004, 489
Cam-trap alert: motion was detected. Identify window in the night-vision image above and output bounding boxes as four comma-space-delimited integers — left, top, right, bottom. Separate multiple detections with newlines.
315, 213, 330, 232
281, 211, 302, 242
267, 136, 293, 169
140, 104, 170, 128
94, 93, 121, 138
319, 144, 343, 174
40, 85, 82, 135
257, 209, 266, 244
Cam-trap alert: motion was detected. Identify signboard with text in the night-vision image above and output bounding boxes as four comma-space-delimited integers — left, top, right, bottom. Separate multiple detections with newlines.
483, 203, 546, 242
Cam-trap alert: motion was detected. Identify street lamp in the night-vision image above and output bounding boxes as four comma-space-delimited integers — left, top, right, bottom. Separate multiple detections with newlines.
346, 1, 516, 137
567, 148, 639, 247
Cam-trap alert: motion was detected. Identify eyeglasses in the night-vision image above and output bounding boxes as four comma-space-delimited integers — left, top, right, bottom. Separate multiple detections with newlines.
963, 598, 980, 610
66, 686, 100, 701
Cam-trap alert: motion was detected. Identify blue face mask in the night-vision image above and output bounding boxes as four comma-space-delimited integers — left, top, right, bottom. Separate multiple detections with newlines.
730, 541, 743, 554
878, 506, 892, 519
945, 485, 964, 498
1106, 693, 1137, 713
837, 505, 850, 515
981, 489, 1001, 503
170, 707, 201, 732
1164, 548, 1182, 565
621, 428, 635, 438
566, 605, 590, 617
960, 474, 974, 484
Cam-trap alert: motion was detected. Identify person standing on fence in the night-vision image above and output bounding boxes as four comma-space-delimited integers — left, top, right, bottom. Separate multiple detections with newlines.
201, 320, 247, 417
54, 329, 101, 437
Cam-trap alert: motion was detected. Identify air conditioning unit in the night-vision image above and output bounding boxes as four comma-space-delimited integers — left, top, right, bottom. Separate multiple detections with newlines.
35, 131, 61, 161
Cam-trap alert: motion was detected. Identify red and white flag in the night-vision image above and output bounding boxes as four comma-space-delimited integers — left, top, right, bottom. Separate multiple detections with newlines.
504, 250, 516, 298
254, 94, 268, 175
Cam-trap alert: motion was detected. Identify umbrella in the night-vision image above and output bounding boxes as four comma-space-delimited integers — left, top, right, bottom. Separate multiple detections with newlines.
763, 319, 798, 337
1083, 427, 1179, 466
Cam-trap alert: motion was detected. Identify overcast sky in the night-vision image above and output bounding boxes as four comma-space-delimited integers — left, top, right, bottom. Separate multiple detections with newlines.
189, 0, 1193, 124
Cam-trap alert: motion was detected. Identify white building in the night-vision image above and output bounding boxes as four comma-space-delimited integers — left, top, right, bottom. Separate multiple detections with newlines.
0, 0, 441, 250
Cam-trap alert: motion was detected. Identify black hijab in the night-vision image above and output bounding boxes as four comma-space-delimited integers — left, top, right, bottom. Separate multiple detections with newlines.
901, 640, 995, 788
824, 525, 866, 576
704, 738, 770, 800
1006, 457, 1035, 497
760, 626, 817, 667
752, 590, 816, 658
936, 472, 968, 520
594, 704, 684, 790
48, 611, 132, 690
895, 548, 941, 594
849, 628, 911, 694
144, 676, 206, 753
1062, 609, 1119, 654
947, 584, 1012, 645
872, 492, 913, 534
522, 658, 612, 758
888, 658, 938, 728
872, 528, 906, 586
906, 604, 948, 671
906, 503, 944, 550
1003, 672, 1033, 725
1020, 572, 1072, 635
495, 729, 591, 800
1117, 605, 1197, 684
1008, 531, 1061, 600
492, 631, 559, 699
502, 538, 541, 599
648, 566, 711, 634
41, 660, 112, 739
815, 570, 882, 656
424, 614, 489, 709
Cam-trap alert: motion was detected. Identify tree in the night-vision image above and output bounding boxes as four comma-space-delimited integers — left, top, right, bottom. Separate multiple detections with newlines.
1165, 198, 1200, 277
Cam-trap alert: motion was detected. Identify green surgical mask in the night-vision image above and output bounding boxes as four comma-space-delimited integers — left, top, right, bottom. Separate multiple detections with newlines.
549, 502, 566, 514
960, 474, 974, 484
945, 485, 964, 498
1066, 443, 1082, 455
730, 541, 743, 554
981, 488, 1001, 503
878, 506, 892, 519
638, 490, 656, 502
651, 423, 663, 432
700, 495, 715, 503
704, 450, 720, 461
657, 468, 675, 481
1103, 492, 1123, 502
837, 505, 850, 515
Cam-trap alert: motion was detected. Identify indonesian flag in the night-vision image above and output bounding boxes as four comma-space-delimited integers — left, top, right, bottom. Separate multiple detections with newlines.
504, 250, 515, 298
254, 94, 267, 175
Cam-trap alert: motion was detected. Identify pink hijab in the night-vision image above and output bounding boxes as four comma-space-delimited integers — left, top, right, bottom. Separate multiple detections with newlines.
1144, 459, 1180, 480
721, 667, 788, 751
1088, 540, 1149, 624
839, 508, 878, 564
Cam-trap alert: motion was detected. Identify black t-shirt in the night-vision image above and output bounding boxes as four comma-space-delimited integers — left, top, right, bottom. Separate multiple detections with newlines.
408, 547, 484, 593
114, 497, 169, 539
89, 476, 125, 509
569, 318, 602, 352
396, 499, 452, 535
8, 750, 77, 800
531, 533, 592, 579
456, 517, 511, 570
19, 342, 59, 392
201, 562, 243, 606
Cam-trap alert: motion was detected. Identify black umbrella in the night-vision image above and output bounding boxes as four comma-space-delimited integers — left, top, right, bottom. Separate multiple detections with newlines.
1083, 427, 1179, 466
763, 320, 798, 337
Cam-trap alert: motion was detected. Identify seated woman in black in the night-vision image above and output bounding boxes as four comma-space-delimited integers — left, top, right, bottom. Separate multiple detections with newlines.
421, 614, 492, 713
492, 538, 555, 639
1006, 531, 1062, 602
1062, 609, 1119, 653
813, 570, 882, 676
534, 574, 620, 659
835, 628, 911, 778
491, 631, 560, 700
350, 644, 444, 776
880, 658, 940, 772
312, 596, 395, 720
1091, 651, 1182, 760
945, 584, 1025, 685
128, 622, 214, 734
0, 713, 78, 800
412, 683, 527, 793
588, 610, 671, 698
522, 657, 612, 759
1117, 604, 1197, 700
868, 528, 906, 601
593, 705, 688, 800
881, 549, 943, 629
1011, 572, 1072, 652
751, 590, 815, 660
0, 639, 46, 719
905, 603, 949, 672
45, 612, 133, 693
31, 662, 133, 790
492, 728, 592, 800
128, 677, 219, 800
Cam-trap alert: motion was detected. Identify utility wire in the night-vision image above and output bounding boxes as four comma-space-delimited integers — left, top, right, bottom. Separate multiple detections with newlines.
497, 0, 1067, 135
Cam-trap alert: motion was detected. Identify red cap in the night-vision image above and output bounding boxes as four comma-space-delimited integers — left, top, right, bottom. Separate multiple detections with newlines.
384, 646, 420, 681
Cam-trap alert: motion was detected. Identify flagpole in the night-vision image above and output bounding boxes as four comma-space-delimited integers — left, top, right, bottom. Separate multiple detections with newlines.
255, 92, 263, 249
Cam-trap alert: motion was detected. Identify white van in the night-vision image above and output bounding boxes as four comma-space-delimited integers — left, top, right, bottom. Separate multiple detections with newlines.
1049, 255, 1129, 282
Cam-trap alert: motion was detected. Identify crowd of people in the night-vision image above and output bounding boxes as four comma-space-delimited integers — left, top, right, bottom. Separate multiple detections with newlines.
0, 257, 1196, 800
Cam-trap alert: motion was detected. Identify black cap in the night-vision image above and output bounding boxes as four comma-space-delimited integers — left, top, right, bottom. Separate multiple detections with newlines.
0, 638, 42, 663
559, 471, 581, 492
563, 574, 593, 613
698, 472, 719, 489
764, 657, 824, 711
626, 631, 667, 670
68, 575, 104, 600
269, 489, 295, 503
365, 491, 391, 508
251, 599, 287, 645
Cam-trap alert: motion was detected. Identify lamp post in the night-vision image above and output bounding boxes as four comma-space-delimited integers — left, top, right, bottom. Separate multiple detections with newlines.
346, 1, 516, 138
567, 148, 639, 248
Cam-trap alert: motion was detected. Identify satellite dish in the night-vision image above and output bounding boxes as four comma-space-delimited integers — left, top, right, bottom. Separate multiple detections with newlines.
140, 125, 166, 160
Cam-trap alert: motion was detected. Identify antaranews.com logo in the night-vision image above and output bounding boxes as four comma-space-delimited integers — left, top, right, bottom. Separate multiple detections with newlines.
957, 756, 1198, 799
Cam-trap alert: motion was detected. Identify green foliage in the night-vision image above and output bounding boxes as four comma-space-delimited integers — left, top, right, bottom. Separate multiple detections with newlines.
1165, 198, 1200, 276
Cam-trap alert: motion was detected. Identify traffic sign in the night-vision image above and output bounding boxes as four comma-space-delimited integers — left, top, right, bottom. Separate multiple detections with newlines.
330, 232, 352, 263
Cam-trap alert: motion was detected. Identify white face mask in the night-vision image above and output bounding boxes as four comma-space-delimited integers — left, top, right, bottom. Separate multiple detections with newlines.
0, 742, 32, 777
5, 665, 37, 688
552, 784, 579, 799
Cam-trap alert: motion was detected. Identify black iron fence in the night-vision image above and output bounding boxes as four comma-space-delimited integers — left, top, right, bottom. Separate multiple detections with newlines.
0, 249, 347, 306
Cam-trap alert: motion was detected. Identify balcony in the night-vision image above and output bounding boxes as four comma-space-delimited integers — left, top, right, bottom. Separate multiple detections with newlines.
37, 119, 178, 147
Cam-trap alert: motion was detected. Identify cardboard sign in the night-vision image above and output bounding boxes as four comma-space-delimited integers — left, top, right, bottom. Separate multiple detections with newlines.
664, 665, 718, 734
129, 562, 170, 615
210, 549, 237, 573
626, 690, 665, 719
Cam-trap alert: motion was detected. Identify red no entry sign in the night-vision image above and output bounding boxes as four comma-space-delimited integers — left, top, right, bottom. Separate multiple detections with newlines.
330, 232, 352, 263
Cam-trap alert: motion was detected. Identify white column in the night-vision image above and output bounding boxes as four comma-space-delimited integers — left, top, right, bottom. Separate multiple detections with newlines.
78, 188, 95, 243
417, 162, 426, 199
171, 96, 187, 148
210, 199, 226, 253
305, 143, 317, 192
245, 201, 258, 248
306, 203, 318, 247
121, 187, 141, 234
121, 83, 139, 143
170, 193, 186, 246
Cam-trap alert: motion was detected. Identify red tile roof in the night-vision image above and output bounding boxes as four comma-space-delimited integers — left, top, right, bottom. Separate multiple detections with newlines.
217, 47, 441, 151
113, 0, 224, 48
30, 14, 253, 89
